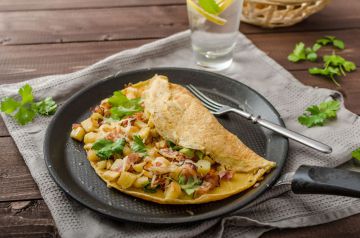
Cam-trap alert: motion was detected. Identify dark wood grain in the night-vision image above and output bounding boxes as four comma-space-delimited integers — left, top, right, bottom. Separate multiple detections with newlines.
0, 200, 58, 238
0, 0, 360, 45
0, 0, 360, 237
0, 137, 41, 201
0, 0, 184, 11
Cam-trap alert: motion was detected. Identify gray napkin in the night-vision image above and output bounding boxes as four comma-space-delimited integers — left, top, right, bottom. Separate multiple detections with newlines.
1, 30, 360, 238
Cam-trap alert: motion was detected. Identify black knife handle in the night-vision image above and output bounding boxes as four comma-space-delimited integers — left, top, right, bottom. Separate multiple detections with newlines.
291, 165, 360, 197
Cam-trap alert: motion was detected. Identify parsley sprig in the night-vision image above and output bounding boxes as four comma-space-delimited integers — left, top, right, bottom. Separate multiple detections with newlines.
108, 91, 142, 120
92, 138, 126, 160
298, 100, 340, 128
288, 42, 321, 63
131, 135, 147, 153
178, 175, 202, 196
316, 36, 345, 50
0, 84, 57, 125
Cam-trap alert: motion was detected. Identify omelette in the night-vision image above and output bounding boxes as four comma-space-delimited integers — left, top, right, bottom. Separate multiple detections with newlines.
70, 75, 276, 204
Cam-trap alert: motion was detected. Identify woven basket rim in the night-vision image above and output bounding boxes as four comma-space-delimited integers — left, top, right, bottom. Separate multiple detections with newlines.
245, 0, 323, 3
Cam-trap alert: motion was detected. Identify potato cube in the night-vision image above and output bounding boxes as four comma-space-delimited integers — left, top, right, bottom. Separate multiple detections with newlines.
83, 132, 98, 144
202, 155, 215, 165
70, 127, 85, 141
137, 126, 150, 140
87, 150, 100, 162
106, 159, 114, 170
133, 162, 145, 173
117, 171, 137, 189
102, 170, 120, 182
169, 166, 182, 180
165, 182, 182, 200
83, 143, 93, 151
133, 176, 149, 188
110, 159, 123, 172
96, 160, 107, 170
123, 145, 132, 156
143, 170, 153, 178
81, 118, 96, 132
196, 160, 211, 176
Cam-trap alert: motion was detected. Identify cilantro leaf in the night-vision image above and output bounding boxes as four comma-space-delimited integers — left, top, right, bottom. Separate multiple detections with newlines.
198, 0, 221, 14
167, 140, 182, 151
0, 97, 20, 114
143, 183, 158, 193
35, 97, 57, 116
0, 84, 57, 125
108, 91, 142, 120
316, 36, 345, 49
92, 138, 126, 160
14, 106, 36, 125
288, 42, 306, 62
178, 175, 202, 196
352, 148, 360, 161
19, 84, 34, 104
298, 100, 340, 128
131, 135, 147, 153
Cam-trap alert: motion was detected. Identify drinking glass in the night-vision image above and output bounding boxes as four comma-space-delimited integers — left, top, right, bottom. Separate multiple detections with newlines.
186, 0, 243, 70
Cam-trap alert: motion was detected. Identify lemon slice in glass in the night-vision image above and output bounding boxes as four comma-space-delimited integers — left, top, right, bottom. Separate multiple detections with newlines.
217, 0, 234, 12
187, 0, 227, 25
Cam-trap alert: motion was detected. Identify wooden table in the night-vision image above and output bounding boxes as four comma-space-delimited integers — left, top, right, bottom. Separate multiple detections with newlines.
0, 0, 359, 237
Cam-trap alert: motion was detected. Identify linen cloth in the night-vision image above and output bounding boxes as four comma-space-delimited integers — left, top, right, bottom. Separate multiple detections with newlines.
1, 30, 360, 238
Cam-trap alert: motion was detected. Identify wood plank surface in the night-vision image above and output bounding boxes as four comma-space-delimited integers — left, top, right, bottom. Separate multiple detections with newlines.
0, 0, 360, 237
0, 0, 185, 11
0, 0, 360, 45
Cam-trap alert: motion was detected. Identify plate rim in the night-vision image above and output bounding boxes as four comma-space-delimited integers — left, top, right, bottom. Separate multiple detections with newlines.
44, 67, 288, 224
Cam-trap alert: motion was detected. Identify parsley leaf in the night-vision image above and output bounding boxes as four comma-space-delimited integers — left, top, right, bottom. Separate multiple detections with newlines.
298, 100, 340, 128
131, 135, 147, 153
178, 175, 202, 196
309, 66, 341, 86
0, 84, 57, 125
35, 97, 57, 116
108, 91, 142, 120
92, 138, 126, 160
167, 140, 182, 151
352, 148, 360, 161
316, 36, 345, 50
198, 0, 221, 14
288, 42, 307, 62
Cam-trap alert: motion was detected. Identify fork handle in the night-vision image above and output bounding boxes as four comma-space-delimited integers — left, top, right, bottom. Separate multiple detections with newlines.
230, 108, 332, 154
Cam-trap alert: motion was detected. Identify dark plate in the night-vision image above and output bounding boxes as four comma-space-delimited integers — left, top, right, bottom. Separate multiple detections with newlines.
44, 68, 288, 224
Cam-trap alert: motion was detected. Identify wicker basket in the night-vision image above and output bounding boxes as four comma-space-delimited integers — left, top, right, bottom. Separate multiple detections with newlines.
241, 0, 331, 28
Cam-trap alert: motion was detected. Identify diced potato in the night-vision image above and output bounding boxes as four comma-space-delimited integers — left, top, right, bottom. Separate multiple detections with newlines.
137, 126, 150, 140
106, 159, 114, 170
165, 182, 182, 200
169, 166, 182, 180
83, 143, 93, 151
91, 112, 103, 121
87, 150, 100, 162
102, 170, 120, 181
153, 157, 170, 167
123, 145, 132, 156
110, 159, 123, 171
155, 140, 166, 149
117, 171, 137, 189
196, 160, 211, 176
99, 124, 113, 132
96, 160, 107, 170
128, 126, 140, 136
143, 170, 153, 178
133, 162, 146, 173
134, 120, 147, 128
133, 176, 149, 188
148, 148, 159, 158
81, 118, 96, 132
203, 155, 215, 165
70, 127, 86, 141
83, 132, 98, 144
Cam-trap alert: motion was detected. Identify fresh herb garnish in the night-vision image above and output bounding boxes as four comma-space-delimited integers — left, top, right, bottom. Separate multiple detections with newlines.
178, 175, 202, 196
131, 135, 147, 153
298, 100, 340, 128
288, 42, 321, 63
0, 84, 57, 125
316, 36, 345, 50
352, 148, 360, 161
309, 52, 356, 86
167, 140, 182, 151
143, 183, 158, 193
198, 0, 221, 14
92, 138, 126, 160
108, 91, 142, 120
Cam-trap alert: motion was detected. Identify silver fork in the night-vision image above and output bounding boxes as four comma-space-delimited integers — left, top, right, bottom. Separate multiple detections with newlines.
186, 84, 332, 154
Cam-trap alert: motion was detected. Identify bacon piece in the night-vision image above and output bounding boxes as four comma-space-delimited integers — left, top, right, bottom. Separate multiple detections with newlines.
92, 105, 104, 115
159, 148, 186, 161
72, 123, 81, 129
181, 163, 197, 178
195, 169, 220, 196
126, 153, 141, 164
219, 170, 234, 180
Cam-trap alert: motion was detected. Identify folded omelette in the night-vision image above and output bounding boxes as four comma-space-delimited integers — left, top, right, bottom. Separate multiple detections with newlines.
70, 75, 276, 204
